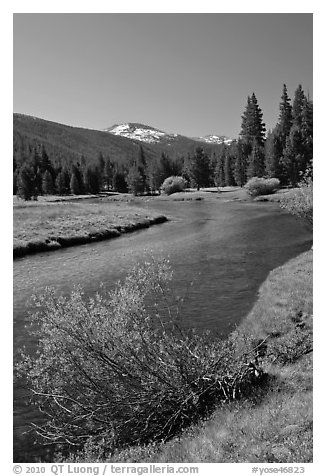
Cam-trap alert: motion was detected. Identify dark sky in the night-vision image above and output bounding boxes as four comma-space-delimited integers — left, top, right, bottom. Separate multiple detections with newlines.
13, 13, 313, 138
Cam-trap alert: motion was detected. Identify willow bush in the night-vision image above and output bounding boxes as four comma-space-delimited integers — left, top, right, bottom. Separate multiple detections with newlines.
161, 176, 186, 195
18, 257, 265, 456
245, 177, 280, 197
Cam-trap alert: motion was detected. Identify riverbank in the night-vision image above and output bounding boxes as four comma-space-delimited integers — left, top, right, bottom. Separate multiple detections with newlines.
13, 199, 167, 259
63, 249, 312, 463
12, 186, 298, 259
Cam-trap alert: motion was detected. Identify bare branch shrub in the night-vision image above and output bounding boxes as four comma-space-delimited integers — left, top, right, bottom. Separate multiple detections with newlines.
18, 257, 265, 455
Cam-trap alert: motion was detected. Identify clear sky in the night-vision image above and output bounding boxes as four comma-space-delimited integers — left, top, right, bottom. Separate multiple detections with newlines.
13, 13, 313, 138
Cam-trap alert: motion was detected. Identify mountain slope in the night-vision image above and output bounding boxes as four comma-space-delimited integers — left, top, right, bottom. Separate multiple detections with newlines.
104, 123, 177, 144
13, 114, 228, 170
13, 114, 143, 167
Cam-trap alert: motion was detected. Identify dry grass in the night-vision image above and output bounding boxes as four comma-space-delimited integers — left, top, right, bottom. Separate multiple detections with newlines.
13, 199, 167, 257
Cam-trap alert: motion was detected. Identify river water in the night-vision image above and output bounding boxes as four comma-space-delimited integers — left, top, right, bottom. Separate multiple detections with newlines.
13, 198, 312, 462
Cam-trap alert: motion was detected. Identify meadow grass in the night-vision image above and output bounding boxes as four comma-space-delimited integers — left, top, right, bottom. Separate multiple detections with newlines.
13, 198, 167, 258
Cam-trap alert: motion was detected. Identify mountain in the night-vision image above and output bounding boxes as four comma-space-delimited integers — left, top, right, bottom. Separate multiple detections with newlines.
192, 134, 234, 145
104, 122, 234, 147
13, 114, 229, 170
13, 114, 155, 169
104, 123, 179, 144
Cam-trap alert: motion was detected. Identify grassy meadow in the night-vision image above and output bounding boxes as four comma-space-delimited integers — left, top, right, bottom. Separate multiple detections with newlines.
13, 186, 295, 259
13, 197, 167, 258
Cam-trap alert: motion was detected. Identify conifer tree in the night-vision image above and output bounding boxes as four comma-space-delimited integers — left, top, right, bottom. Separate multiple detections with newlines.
56, 169, 70, 195
214, 148, 225, 187
70, 172, 80, 195
247, 139, 265, 179
136, 145, 149, 192
188, 147, 210, 191
292, 84, 306, 128
301, 96, 313, 167
160, 152, 174, 179
17, 162, 38, 200
105, 156, 114, 190
71, 164, 84, 194
224, 151, 235, 186
281, 126, 304, 186
233, 140, 248, 186
264, 128, 284, 180
126, 165, 144, 196
30, 147, 43, 195
42, 170, 54, 195
278, 84, 293, 144
147, 157, 164, 193
240, 93, 266, 150
84, 166, 101, 194
112, 167, 128, 193
97, 152, 105, 190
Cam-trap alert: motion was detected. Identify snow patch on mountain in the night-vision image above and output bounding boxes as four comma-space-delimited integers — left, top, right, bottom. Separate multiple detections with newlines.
104, 123, 178, 144
104, 122, 234, 145
194, 135, 234, 145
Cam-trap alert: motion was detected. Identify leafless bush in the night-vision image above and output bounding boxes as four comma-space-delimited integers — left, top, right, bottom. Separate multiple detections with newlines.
18, 257, 265, 455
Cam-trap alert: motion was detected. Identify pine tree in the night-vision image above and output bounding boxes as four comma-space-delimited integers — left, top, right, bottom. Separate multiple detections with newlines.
97, 152, 105, 190
292, 84, 306, 128
147, 157, 164, 193
136, 145, 148, 193
84, 166, 101, 194
301, 96, 313, 168
247, 139, 265, 179
112, 167, 128, 193
17, 162, 38, 200
214, 148, 225, 187
264, 128, 284, 180
278, 84, 293, 144
188, 147, 210, 191
71, 164, 84, 194
126, 165, 144, 196
233, 140, 248, 186
30, 147, 43, 195
42, 170, 54, 195
240, 93, 266, 149
160, 152, 174, 179
105, 156, 114, 190
56, 169, 70, 195
70, 173, 80, 195
281, 126, 304, 186
224, 151, 235, 186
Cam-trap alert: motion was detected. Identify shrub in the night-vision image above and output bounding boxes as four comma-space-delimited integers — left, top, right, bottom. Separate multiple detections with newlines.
245, 177, 280, 197
18, 257, 264, 457
161, 176, 186, 195
280, 176, 313, 225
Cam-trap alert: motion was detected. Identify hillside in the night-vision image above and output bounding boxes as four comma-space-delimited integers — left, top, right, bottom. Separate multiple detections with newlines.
13, 114, 224, 169
13, 114, 144, 168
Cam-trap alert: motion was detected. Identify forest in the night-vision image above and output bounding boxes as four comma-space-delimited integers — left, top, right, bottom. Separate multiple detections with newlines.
13, 84, 312, 200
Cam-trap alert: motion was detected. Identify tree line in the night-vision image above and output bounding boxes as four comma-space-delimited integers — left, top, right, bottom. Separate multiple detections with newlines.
13, 83, 312, 200
212, 84, 313, 188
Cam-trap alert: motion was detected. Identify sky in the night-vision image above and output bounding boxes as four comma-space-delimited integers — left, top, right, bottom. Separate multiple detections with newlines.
14, 13, 313, 139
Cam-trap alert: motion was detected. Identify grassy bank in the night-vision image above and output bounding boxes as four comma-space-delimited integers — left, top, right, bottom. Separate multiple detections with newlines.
62, 250, 312, 463
13, 198, 167, 258
100, 187, 296, 204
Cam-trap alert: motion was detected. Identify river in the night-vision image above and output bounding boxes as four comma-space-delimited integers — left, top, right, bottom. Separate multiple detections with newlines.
13, 197, 312, 462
